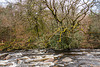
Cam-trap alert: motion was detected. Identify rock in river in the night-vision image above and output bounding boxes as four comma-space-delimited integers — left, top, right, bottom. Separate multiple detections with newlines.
62, 57, 72, 62
4, 55, 11, 60
11, 53, 22, 57
44, 58, 54, 62
20, 56, 30, 60
0, 53, 9, 60
0, 60, 9, 66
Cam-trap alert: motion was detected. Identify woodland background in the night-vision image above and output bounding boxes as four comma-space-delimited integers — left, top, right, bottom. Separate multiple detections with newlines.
0, 0, 100, 51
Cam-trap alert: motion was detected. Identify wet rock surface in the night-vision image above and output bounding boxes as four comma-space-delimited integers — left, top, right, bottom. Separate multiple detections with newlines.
0, 49, 100, 67
0, 53, 9, 60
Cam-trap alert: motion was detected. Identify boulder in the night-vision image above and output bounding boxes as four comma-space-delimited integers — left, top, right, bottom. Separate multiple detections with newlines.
44, 58, 54, 62
4, 55, 11, 60
33, 58, 48, 61
39, 62, 55, 66
62, 57, 72, 62
30, 62, 39, 66
25, 58, 49, 63
0, 62, 7, 66
45, 55, 54, 59
0, 53, 9, 60
35, 56, 43, 59
20, 56, 30, 60
0, 60, 9, 66
11, 53, 22, 57
54, 54, 64, 59
57, 64, 64, 67
25, 59, 34, 63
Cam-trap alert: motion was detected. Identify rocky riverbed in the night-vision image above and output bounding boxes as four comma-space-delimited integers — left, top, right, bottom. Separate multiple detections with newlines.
0, 49, 100, 67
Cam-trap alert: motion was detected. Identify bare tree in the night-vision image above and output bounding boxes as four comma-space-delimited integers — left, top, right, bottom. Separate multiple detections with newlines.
43, 0, 96, 49
45, 0, 95, 29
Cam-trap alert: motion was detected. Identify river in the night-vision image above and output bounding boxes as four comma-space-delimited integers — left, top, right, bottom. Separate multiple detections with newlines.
0, 49, 100, 67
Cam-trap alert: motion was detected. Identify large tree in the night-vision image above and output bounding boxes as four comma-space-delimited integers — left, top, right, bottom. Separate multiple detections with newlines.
44, 0, 96, 49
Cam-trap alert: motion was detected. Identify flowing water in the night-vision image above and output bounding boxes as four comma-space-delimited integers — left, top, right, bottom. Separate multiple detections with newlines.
59, 49, 100, 67
0, 49, 100, 67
